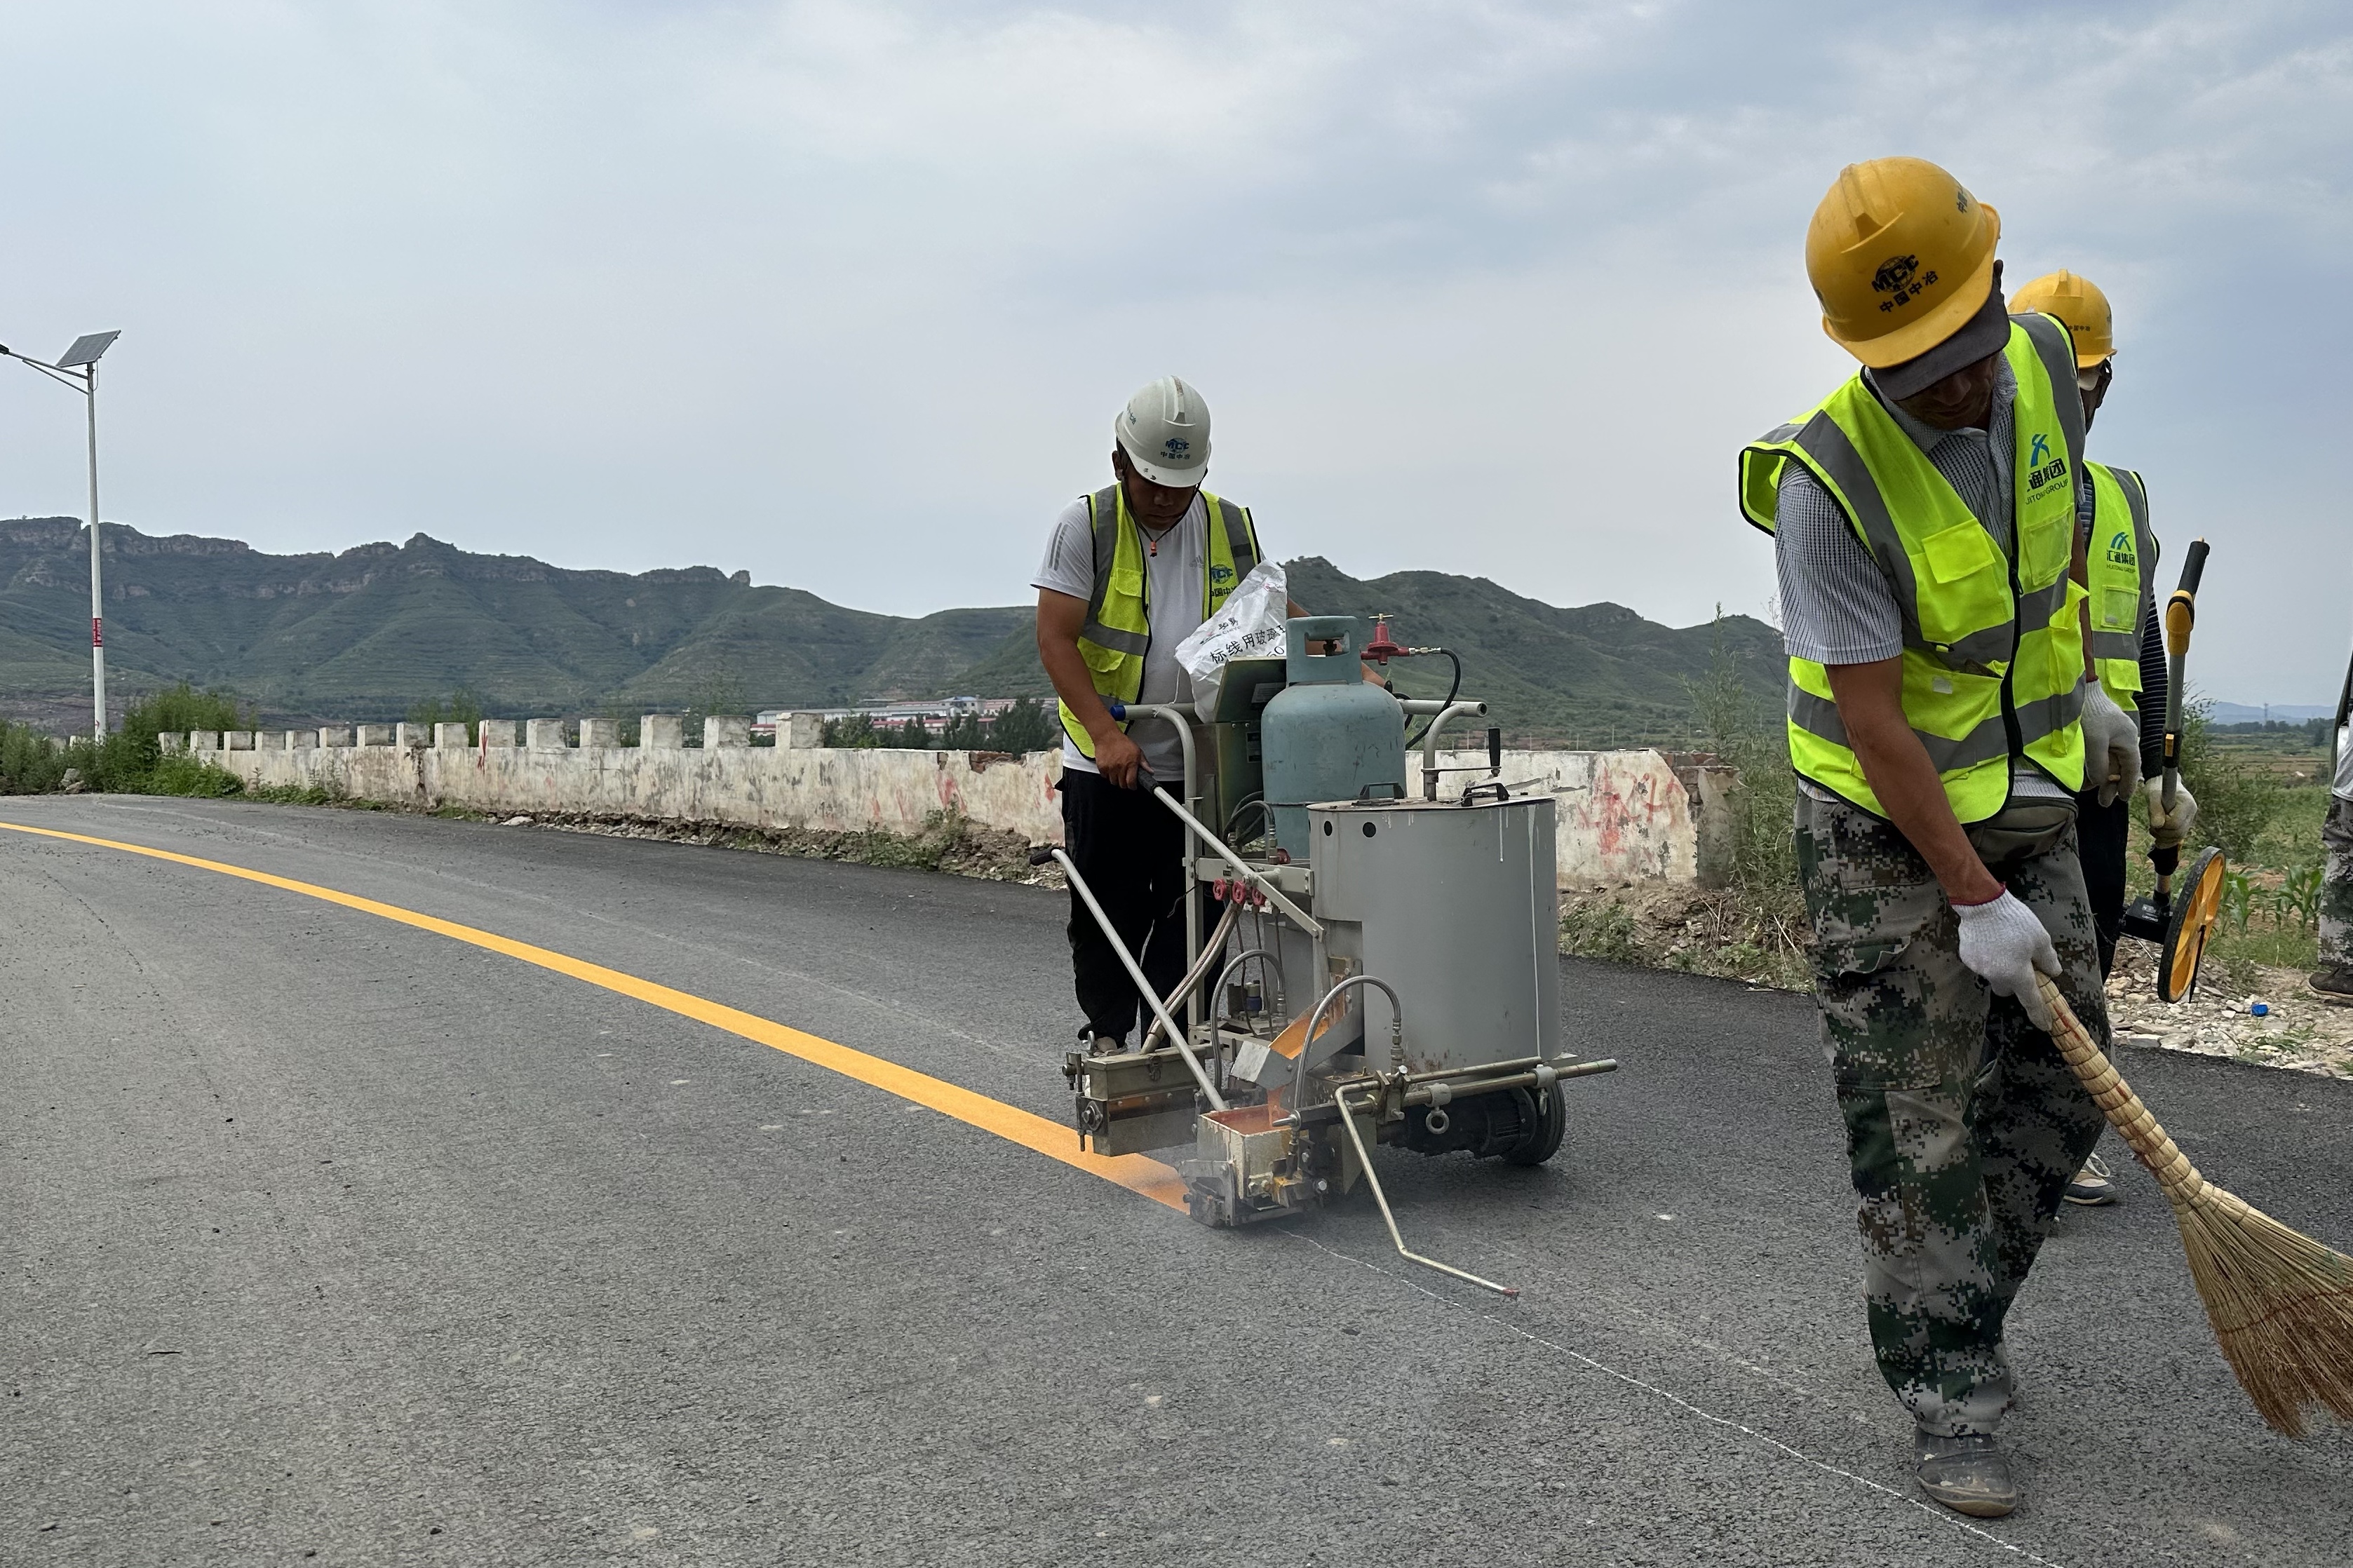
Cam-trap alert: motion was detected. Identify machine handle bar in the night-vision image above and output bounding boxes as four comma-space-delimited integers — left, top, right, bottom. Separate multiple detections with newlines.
1047, 846, 1226, 1112
2160, 536, 2211, 813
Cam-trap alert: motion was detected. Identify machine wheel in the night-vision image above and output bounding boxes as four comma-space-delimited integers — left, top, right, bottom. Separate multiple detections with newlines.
1502, 1081, 1567, 1166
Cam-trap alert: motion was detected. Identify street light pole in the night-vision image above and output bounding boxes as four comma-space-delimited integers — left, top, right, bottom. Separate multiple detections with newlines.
2, 330, 121, 744
86, 363, 104, 743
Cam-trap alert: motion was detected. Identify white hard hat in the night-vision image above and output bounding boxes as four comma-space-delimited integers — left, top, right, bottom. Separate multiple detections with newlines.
1113, 376, 1211, 488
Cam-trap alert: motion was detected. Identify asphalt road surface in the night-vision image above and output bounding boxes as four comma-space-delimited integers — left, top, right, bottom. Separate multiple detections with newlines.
7, 797, 2353, 1567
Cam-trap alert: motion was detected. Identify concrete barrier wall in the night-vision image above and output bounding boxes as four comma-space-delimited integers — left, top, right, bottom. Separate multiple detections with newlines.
200, 731, 1722, 888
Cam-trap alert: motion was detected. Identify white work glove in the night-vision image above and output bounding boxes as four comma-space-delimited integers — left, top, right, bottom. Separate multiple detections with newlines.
2145, 778, 2199, 850
1954, 889, 2063, 1031
2080, 686, 2142, 807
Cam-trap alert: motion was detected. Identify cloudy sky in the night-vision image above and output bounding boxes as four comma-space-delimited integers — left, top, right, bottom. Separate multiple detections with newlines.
0, 1, 2345, 703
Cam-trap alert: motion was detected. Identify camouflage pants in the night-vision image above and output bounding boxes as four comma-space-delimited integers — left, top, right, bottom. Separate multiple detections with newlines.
2323, 795, 2353, 972
1796, 790, 2110, 1436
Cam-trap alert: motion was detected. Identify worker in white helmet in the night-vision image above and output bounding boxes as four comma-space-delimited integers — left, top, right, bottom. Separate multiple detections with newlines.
1032, 376, 1356, 1053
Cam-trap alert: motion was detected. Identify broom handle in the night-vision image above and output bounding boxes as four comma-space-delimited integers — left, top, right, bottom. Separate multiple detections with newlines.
2034, 974, 2207, 1205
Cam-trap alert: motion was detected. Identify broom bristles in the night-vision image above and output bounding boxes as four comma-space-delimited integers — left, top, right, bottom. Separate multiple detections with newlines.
2177, 1187, 2353, 1437
2036, 975, 2353, 1438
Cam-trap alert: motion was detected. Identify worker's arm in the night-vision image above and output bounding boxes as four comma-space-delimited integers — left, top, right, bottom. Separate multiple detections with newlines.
1036, 588, 1145, 788
1824, 657, 2002, 905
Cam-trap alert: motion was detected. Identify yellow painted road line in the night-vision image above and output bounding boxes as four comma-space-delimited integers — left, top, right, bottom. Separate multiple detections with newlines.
0, 819, 1189, 1212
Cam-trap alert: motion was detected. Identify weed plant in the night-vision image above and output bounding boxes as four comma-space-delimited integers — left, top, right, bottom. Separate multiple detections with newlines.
2126, 695, 2329, 988
407, 689, 484, 747
1686, 611, 1802, 898
0, 722, 71, 793
2136, 701, 2334, 984
245, 780, 350, 806
1, 685, 252, 798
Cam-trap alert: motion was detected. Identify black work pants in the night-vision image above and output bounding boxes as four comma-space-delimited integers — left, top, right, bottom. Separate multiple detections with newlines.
1060, 769, 1188, 1043
2074, 787, 2129, 980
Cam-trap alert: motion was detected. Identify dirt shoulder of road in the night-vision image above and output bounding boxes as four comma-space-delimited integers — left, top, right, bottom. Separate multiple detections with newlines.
1559, 878, 2353, 1079
263, 792, 1069, 888
2105, 940, 2353, 1077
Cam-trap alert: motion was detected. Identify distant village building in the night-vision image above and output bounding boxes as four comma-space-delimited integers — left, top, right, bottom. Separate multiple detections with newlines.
753, 696, 1015, 738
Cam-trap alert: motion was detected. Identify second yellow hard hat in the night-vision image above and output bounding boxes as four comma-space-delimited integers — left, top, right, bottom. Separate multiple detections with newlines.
2011, 269, 2115, 367
1805, 157, 2000, 368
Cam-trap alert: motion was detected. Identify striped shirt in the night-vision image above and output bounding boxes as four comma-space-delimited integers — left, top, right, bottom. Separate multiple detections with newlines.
1774, 356, 2015, 666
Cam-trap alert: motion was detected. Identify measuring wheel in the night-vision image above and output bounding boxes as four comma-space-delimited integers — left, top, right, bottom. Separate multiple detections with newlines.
2159, 846, 2228, 1003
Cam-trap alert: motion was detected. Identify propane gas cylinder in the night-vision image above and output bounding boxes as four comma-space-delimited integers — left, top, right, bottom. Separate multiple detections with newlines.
1261, 616, 1406, 857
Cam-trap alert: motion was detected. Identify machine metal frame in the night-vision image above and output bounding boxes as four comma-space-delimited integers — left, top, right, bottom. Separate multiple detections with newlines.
1050, 631, 1616, 1295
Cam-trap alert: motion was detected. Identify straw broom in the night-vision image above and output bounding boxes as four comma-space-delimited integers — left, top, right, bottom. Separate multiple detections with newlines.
2037, 974, 2353, 1435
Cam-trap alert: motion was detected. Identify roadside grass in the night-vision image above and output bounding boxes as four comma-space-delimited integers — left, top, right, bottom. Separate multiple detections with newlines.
248, 780, 353, 807
493, 807, 1051, 883
1, 684, 251, 799
207, 785, 1059, 885
2127, 706, 2331, 992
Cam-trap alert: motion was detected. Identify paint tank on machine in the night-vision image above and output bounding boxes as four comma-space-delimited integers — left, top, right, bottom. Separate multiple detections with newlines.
1261, 616, 1406, 857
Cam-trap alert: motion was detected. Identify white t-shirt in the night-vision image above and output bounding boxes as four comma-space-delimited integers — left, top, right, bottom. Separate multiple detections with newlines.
1032, 492, 1210, 787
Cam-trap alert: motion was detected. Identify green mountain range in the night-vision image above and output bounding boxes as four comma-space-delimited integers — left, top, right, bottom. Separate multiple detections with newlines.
0, 518, 1782, 743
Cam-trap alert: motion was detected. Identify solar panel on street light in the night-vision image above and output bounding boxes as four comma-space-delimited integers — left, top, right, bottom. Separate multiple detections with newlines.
57, 331, 120, 368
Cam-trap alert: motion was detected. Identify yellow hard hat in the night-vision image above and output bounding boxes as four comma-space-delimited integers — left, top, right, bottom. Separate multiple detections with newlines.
2010, 269, 2115, 367
1805, 157, 2000, 368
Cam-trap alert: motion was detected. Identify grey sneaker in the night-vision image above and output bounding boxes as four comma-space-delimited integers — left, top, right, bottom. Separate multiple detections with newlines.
2309, 968, 2353, 1006
1914, 1431, 2018, 1518
2065, 1152, 2118, 1206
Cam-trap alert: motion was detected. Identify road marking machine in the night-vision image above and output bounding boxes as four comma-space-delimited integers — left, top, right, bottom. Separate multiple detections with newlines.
1035, 614, 1616, 1295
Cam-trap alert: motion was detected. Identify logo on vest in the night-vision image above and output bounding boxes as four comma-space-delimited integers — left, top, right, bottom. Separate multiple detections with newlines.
2105, 530, 2136, 567
2023, 431, 2068, 492
1870, 254, 1941, 313
1209, 562, 1234, 585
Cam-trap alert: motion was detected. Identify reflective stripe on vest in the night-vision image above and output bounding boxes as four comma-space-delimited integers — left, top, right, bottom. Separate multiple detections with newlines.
1058, 485, 1260, 757
1736, 313, 2089, 822
2084, 461, 2155, 708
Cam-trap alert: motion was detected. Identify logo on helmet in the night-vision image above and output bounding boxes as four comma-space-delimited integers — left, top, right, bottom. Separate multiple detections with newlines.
1162, 437, 1191, 458
1871, 255, 1919, 295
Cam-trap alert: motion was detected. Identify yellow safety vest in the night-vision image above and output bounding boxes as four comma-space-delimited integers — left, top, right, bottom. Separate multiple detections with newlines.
1738, 314, 2089, 823
2084, 461, 2155, 710
1059, 485, 1261, 756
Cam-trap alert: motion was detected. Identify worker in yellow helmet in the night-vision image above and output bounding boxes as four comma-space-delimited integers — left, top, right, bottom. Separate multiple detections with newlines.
1739, 158, 2114, 1520
2009, 268, 2190, 1208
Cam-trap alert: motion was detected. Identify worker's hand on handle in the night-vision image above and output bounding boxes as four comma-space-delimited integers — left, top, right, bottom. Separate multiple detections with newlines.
2082, 686, 2143, 806
2145, 778, 2199, 849
1953, 888, 2063, 1032
1092, 727, 1147, 790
